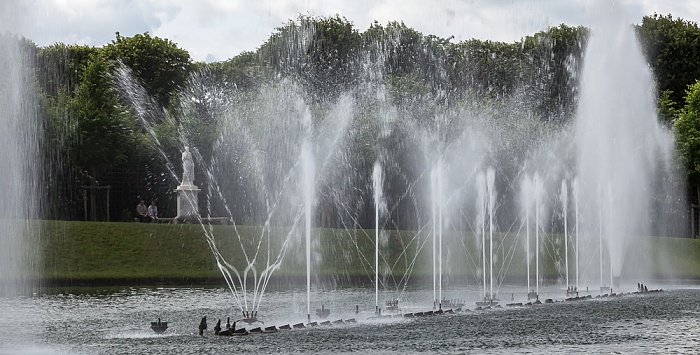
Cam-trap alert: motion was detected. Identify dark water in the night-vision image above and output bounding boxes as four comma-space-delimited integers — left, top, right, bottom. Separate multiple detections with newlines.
1, 286, 699, 354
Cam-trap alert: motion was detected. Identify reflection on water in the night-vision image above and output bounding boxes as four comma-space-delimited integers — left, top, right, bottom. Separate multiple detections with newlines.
1, 286, 699, 354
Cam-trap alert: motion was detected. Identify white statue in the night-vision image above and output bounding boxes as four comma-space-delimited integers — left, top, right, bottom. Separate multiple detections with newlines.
182, 146, 194, 186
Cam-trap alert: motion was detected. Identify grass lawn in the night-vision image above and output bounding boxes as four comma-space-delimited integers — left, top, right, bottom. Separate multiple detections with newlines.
23, 220, 700, 287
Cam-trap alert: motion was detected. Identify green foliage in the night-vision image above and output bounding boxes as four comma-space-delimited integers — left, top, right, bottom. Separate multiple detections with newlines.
102, 32, 193, 108
23, 13, 700, 223
520, 24, 588, 121
658, 90, 679, 125
674, 80, 700, 186
258, 15, 361, 101
198, 51, 261, 91
36, 43, 98, 98
637, 14, 700, 113
71, 54, 138, 181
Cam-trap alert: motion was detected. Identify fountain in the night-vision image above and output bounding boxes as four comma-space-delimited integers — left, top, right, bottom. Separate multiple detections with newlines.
0, 10, 42, 299
0, 2, 689, 349
521, 174, 538, 301
114, 67, 357, 321
303, 140, 314, 323
476, 168, 498, 307
574, 3, 676, 288
431, 157, 446, 309
107, 1, 679, 316
373, 160, 383, 313
573, 178, 580, 290
561, 179, 577, 297
63, 1, 681, 323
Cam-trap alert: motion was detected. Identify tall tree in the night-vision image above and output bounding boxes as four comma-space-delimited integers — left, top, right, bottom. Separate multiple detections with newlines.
102, 32, 193, 108
637, 14, 700, 121
258, 15, 361, 101
71, 54, 138, 183
674, 80, 700, 192
36, 44, 98, 98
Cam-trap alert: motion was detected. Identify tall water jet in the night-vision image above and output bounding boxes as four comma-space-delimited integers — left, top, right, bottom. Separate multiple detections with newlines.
303, 141, 314, 323
437, 158, 444, 307
486, 168, 495, 303
573, 178, 580, 289
431, 166, 436, 305
598, 186, 604, 289
0, 6, 41, 297
575, 3, 675, 284
372, 161, 383, 311
561, 179, 569, 290
429, 158, 445, 308
520, 175, 532, 296
534, 173, 542, 296
476, 172, 487, 300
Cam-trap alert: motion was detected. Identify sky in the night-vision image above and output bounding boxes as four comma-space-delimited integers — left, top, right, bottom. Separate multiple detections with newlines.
3, 0, 700, 62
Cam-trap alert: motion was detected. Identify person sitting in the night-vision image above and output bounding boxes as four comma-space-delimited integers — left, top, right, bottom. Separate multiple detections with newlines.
136, 199, 149, 222
147, 200, 159, 222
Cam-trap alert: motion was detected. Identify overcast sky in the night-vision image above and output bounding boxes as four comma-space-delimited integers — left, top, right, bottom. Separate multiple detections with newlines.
3, 0, 700, 62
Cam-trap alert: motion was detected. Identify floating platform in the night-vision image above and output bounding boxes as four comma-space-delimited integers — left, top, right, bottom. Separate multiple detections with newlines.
438, 297, 465, 309
476, 292, 499, 307
200, 286, 666, 339
476, 300, 499, 307
385, 299, 400, 312
150, 318, 168, 334
240, 311, 262, 324
218, 328, 248, 336
315, 305, 331, 318
216, 317, 249, 336
636, 283, 663, 294
566, 294, 592, 302
249, 327, 271, 334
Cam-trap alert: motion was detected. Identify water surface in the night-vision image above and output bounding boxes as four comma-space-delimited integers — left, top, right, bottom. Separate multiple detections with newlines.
1, 286, 698, 354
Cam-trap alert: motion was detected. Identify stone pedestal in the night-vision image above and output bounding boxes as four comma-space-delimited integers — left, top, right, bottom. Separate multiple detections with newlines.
175, 184, 200, 223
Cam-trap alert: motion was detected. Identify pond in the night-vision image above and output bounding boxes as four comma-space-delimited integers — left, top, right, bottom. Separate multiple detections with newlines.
1, 285, 698, 354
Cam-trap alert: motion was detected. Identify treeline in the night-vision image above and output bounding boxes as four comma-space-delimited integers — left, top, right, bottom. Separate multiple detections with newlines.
5, 14, 700, 228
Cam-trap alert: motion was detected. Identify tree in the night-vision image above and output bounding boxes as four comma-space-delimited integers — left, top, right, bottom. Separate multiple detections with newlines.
658, 89, 679, 125
71, 54, 138, 182
674, 80, 700, 195
519, 24, 588, 122
102, 32, 193, 108
36, 44, 98, 98
637, 14, 700, 114
258, 15, 362, 101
